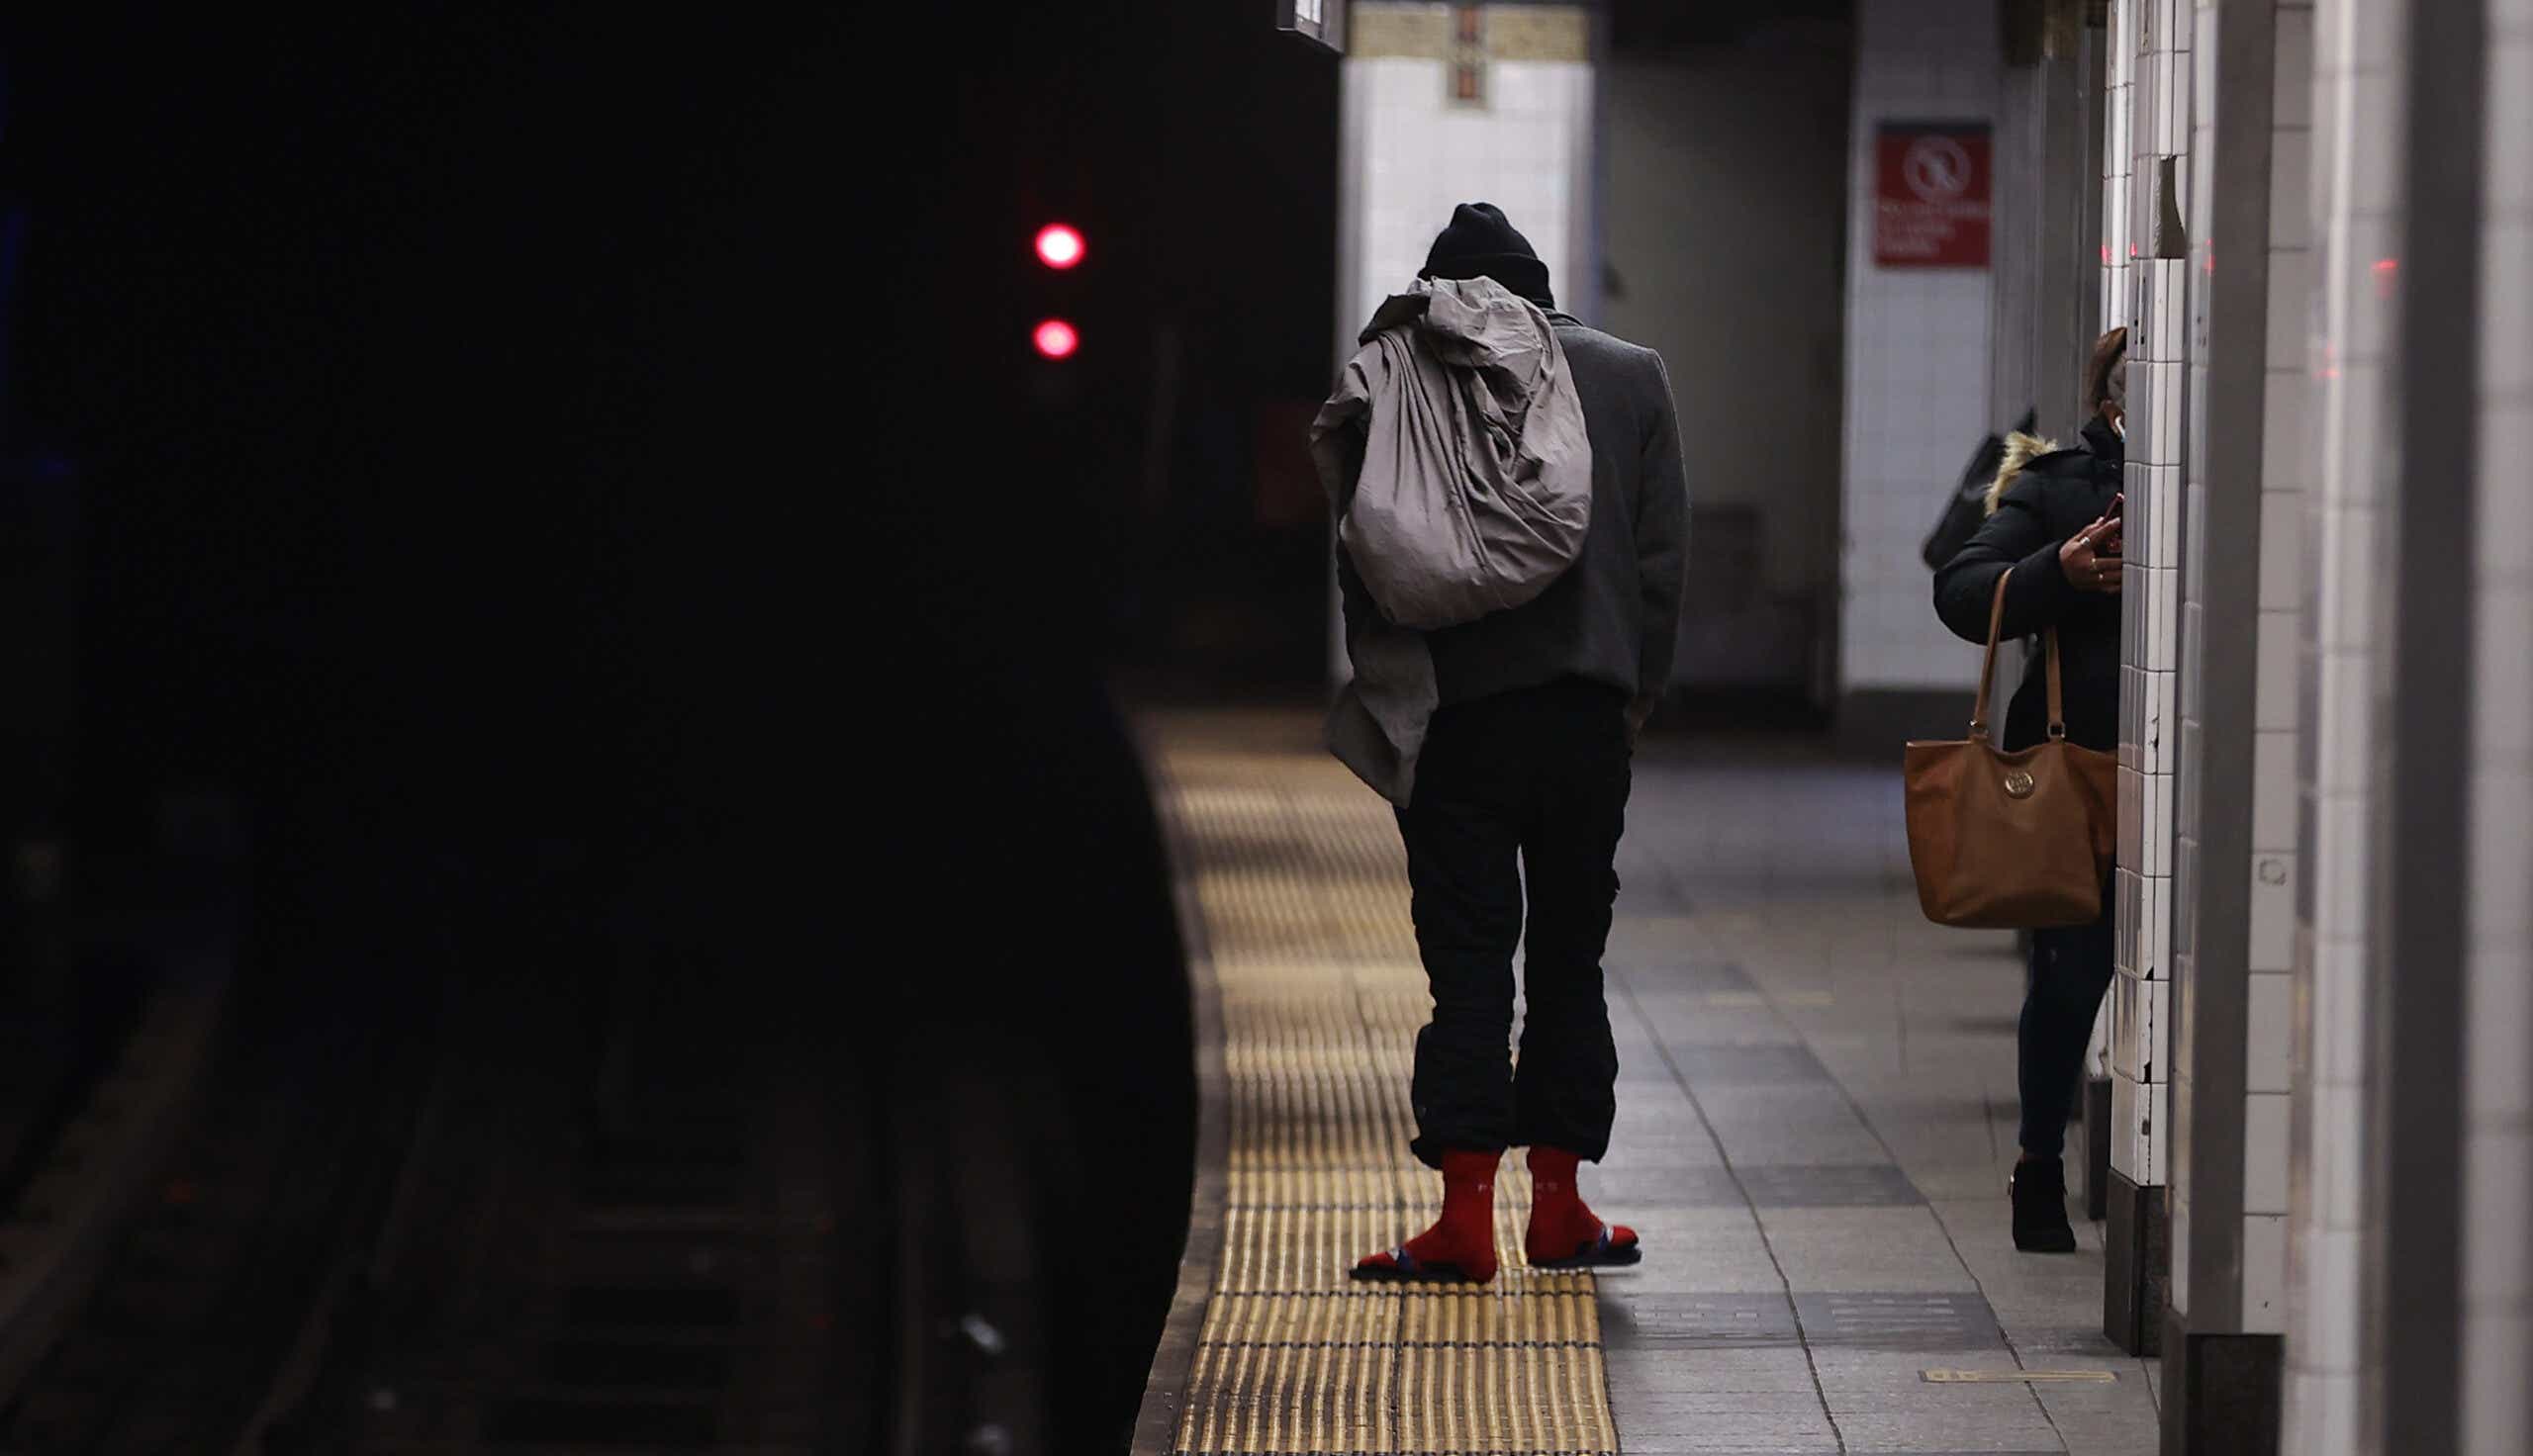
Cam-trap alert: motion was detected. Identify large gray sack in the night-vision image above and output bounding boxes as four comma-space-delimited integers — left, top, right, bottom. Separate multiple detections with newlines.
1310, 277, 1592, 631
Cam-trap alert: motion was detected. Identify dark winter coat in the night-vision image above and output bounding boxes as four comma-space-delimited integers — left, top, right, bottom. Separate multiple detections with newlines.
1931, 414, 2124, 754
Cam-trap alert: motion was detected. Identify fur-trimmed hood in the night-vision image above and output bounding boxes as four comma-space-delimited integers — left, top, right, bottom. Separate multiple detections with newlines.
1985, 430, 2060, 515
1985, 415, 2124, 515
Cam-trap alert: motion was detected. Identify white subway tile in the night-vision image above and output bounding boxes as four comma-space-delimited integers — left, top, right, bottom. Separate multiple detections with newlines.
2255, 728, 2300, 850
2314, 937, 2369, 1085
2251, 851, 2297, 971
2155, 291, 2190, 397
2268, 247, 2313, 371
2112, 970, 2150, 1081
2146, 565, 2182, 672
2476, 594, 2533, 760
2111, 1068, 2167, 1183
2488, 46, 2533, 213
2310, 1230, 2367, 1370
2319, 504, 2381, 655
2353, 0, 2405, 75
2276, 8, 2316, 127
2243, 1091, 2293, 1213
2142, 664, 2176, 774
2243, 1212, 2289, 1331
2484, 222, 2533, 396
2312, 1078, 2367, 1228
2319, 792, 2370, 943
2266, 372, 2317, 497
2111, 1069, 2144, 1178
2145, 763, 2176, 879
2466, 945, 2533, 1121
2193, 6, 2219, 114
2351, 76, 2404, 217
2163, 48, 2190, 154
2462, 1128, 2532, 1302
2272, 132, 2315, 256
2248, 969, 2295, 1092
2257, 609, 2299, 730
2261, 484, 2307, 607
2142, 867, 2172, 981
2117, 861, 2145, 975
2462, 1314, 2533, 1456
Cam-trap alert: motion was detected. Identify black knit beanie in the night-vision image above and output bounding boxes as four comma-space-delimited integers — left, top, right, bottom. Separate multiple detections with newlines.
1418, 202, 1553, 309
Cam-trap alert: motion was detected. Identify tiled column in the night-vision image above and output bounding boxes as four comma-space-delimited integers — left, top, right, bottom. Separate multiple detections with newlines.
2156, 0, 2308, 1444
2242, 0, 2315, 1347
2279, 0, 2402, 1449
2103, 0, 2187, 1358
2461, 9, 2533, 1450
1328, 3, 1597, 683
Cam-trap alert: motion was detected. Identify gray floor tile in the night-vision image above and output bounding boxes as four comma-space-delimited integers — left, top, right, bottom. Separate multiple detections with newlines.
1698, 1085, 1891, 1166
1608, 1410, 1842, 1452
1592, 750, 2151, 1455
1586, 1164, 1745, 1208
1671, 1044, 1836, 1085
1601, 1292, 1801, 1348
1613, 1391, 1833, 1416
1737, 1163, 1925, 1208
1807, 1345, 2030, 1392
1792, 1292, 2006, 1349
1604, 1344, 1821, 1393
1761, 1208, 1984, 1293
1620, 961, 1759, 994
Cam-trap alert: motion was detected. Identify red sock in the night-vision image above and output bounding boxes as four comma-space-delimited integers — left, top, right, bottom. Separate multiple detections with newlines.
1354, 1149, 1499, 1282
1525, 1145, 1637, 1265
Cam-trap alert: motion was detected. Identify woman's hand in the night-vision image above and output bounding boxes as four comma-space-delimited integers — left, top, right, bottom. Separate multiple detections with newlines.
2058, 512, 2123, 594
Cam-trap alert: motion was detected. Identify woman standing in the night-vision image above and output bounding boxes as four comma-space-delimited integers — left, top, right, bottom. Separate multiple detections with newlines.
1932, 326, 2127, 1252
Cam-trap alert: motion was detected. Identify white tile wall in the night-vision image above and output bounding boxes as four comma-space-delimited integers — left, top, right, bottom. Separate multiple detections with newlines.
2250, 851, 2296, 971
1838, 0, 2003, 691
2244, 1090, 2293, 1214
1344, 55, 1596, 334
2247, 968, 2295, 1092
2243, 1210, 2289, 1332
2254, 728, 2298, 849
2461, 13, 2533, 1449
2283, 0, 2397, 1448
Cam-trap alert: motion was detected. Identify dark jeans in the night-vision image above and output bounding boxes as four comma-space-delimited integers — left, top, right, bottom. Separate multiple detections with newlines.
2017, 883, 2116, 1160
1396, 678, 1632, 1169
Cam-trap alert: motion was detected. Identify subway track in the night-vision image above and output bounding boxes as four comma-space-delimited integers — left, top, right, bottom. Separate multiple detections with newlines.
0, 845, 857, 1454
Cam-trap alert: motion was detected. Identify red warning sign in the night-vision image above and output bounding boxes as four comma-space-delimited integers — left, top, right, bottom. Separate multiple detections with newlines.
1875, 123, 1992, 269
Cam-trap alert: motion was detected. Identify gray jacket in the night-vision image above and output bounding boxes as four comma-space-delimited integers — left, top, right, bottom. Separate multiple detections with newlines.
1328, 310, 1688, 802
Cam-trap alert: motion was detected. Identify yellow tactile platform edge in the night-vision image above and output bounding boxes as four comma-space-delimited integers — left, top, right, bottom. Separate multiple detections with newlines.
1157, 740, 1619, 1456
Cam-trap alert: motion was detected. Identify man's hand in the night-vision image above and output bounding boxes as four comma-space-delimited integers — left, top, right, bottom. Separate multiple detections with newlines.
2059, 513, 2123, 594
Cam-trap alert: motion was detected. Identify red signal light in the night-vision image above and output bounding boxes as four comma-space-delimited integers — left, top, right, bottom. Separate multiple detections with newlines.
1035, 224, 1085, 269
1033, 318, 1079, 359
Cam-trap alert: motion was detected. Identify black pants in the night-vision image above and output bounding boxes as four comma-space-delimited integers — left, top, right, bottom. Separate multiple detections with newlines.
1396, 679, 1631, 1169
2017, 883, 2115, 1160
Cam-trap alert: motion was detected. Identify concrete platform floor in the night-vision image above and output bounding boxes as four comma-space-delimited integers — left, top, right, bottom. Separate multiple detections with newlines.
1583, 738, 2158, 1454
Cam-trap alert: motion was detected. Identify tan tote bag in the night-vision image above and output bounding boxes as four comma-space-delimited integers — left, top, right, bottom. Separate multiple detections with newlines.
1904, 572, 2118, 929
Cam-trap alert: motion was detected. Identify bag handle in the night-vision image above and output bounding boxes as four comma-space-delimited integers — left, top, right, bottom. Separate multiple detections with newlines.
2043, 624, 2069, 741
1970, 572, 2009, 739
1969, 569, 2071, 742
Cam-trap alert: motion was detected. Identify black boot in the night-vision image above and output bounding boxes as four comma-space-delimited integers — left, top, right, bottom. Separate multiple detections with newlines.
2010, 1157, 2077, 1252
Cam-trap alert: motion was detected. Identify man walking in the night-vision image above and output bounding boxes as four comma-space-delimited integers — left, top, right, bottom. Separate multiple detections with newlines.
1338, 203, 1688, 1283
